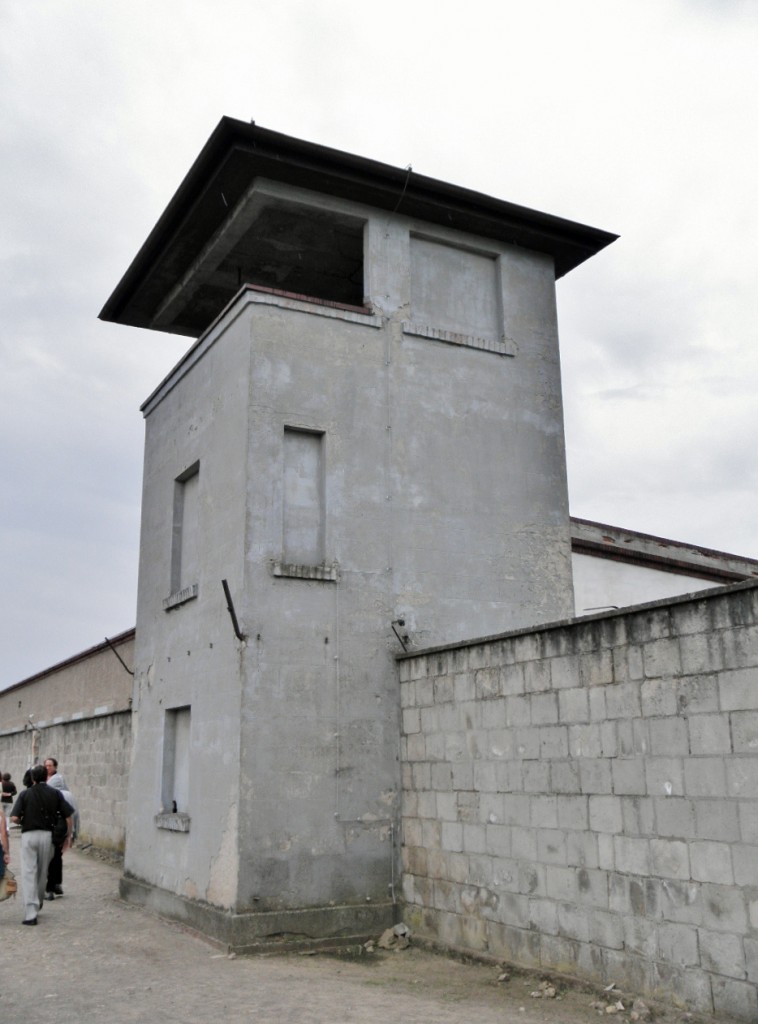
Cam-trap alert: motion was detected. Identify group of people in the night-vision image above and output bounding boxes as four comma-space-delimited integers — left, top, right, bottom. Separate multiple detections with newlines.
1, 758, 79, 925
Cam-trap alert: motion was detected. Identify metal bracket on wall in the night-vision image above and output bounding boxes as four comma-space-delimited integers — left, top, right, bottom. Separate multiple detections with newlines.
104, 636, 134, 676
222, 579, 247, 641
391, 619, 409, 652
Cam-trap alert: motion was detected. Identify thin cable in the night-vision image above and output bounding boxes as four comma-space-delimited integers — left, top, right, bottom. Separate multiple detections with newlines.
391, 164, 413, 213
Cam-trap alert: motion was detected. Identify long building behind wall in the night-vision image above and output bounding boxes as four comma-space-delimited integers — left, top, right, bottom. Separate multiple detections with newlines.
100, 119, 615, 946
0, 629, 134, 852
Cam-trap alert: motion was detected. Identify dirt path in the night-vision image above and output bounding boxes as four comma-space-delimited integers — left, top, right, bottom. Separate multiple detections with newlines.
0, 833, 728, 1024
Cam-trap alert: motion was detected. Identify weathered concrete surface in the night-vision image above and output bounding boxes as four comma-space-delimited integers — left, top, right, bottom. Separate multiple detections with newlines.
2, 839, 721, 1024
119, 871, 394, 952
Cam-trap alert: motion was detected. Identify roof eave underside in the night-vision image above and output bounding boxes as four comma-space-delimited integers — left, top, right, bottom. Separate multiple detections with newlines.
99, 117, 618, 330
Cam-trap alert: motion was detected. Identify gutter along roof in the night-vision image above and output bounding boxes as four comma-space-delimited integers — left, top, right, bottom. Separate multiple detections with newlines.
99, 117, 617, 337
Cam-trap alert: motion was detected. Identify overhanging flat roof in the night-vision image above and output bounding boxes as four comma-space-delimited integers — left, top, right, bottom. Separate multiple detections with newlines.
100, 117, 617, 337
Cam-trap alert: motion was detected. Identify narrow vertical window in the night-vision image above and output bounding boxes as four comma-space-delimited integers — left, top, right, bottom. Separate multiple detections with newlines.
170, 462, 200, 595
162, 706, 191, 816
283, 428, 324, 565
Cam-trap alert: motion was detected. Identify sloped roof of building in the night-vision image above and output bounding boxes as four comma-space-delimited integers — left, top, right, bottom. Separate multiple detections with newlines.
0, 628, 136, 698
570, 517, 758, 584
100, 117, 617, 337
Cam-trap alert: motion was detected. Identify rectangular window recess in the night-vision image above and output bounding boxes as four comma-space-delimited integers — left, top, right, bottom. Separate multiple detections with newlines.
154, 812, 191, 832
163, 583, 199, 611
171, 462, 200, 595
402, 320, 514, 357
283, 427, 325, 565
271, 561, 340, 582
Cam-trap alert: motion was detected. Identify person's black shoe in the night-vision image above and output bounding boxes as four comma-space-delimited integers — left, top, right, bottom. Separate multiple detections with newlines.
22, 918, 37, 926
46, 892, 55, 901
53, 885, 63, 895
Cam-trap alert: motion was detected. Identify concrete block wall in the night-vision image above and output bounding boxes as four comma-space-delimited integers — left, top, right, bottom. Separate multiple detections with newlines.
0, 729, 33, 815
399, 581, 758, 1021
0, 711, 132, 852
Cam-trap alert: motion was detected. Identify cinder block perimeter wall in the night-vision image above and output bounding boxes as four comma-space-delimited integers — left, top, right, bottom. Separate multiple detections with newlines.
0, 711, 132, 852
399, 581, 758, 1021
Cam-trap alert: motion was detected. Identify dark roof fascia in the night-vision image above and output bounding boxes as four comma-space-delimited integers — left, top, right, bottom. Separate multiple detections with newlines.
99, 117, 618, 327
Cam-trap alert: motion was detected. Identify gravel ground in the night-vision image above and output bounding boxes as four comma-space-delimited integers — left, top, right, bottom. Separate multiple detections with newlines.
0, 831, 736, 1024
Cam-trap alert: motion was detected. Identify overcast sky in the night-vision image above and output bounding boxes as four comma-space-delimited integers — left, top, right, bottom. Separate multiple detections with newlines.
1, 0, 757, 688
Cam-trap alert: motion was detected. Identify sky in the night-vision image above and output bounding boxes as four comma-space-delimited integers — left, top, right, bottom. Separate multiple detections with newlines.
1, 0, 757, 688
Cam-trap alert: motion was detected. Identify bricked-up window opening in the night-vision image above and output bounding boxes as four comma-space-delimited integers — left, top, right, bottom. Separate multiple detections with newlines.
170, 462, 199, 595
162, 706, 191, 815
283, 428, 324, 566
410, 235, 500, 342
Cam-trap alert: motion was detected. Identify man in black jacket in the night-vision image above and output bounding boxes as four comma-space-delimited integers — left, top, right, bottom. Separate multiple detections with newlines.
10, 764, 73, 925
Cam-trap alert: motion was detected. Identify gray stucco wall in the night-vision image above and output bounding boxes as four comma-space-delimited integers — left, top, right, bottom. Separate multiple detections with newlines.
125, 306, 249, 907
399, 581, 758, 1021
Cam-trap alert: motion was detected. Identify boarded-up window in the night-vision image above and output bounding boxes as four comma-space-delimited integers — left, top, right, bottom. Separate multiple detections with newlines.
283, 428, 324, 565
410, 236, 499, 341
170, 462, 199, 594
162, 706, 191, 815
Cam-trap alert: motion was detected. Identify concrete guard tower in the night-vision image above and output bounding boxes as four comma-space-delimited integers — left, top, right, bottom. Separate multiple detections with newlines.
100, 118, 615, 950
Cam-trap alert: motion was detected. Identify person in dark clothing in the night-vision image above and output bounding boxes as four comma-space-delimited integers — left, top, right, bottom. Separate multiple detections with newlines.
1, 772, 17, 810
45, 780, 77, 899
0, 806, 9, 880
10, 764, 73, 925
